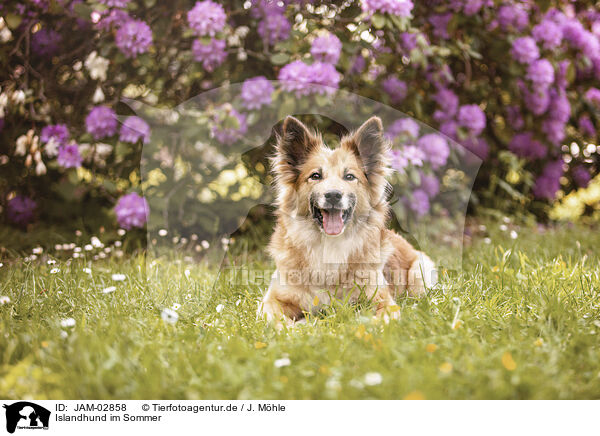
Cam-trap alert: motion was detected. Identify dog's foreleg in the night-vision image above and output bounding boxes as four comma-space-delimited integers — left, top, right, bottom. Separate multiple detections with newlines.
258, 278, 304, 330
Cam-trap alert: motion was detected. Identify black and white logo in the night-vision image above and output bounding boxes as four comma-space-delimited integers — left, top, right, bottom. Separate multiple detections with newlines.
3, 402, 50, 434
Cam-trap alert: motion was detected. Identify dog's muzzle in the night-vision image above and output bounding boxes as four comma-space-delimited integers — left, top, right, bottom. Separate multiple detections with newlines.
311, 192, 355, 236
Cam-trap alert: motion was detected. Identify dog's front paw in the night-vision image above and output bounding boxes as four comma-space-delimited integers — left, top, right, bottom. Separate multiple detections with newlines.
257, 299, 296, 330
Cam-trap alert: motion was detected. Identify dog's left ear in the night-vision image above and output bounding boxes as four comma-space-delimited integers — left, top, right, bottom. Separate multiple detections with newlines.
344, 116, 389, 178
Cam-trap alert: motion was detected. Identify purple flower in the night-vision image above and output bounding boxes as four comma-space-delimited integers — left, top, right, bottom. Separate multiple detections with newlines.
192, 38, 227, 72
240, 76, 274, 110
578, 115, 595, 137
41, 124, 69, 145
119, 116, 151, 144
115, 19, 152, 58
533, 160, 563, 200
187, 0, 226, 37
114, 192, 149, 230
257, 11, 291, 46
57, 144, 83, 168
212, 107, 247, 145
97, 9, 131, 31
462, 137, 489, 161
572, 166, 591, 188
99, 0, 129, 7
418, 172, 440, 198
86, 106, 118, 140
349, 55, 366, 74
526, 59, 555, 88
307, 62, 341, 93
279, 61, 312, 96
361, 0, 414, 17
408, 189, 430, 216
382, 76, 407, 104
532, 20, 563, 49
7, 196, 36, 226
547, 89, 570, 123
585, 88, 600, 106
457, 104, 486, 135
434, 88, 459, 120
508, 132, 547, 160
389, 146, 425, 172
497, 4, 529, 32
278, 61, 340, 96
311, 33, 342, 64
511, 37, 540, 64
522, 86, 550, 116
541, 119, 566, 145
31, 28, 61, 56
429, 14, 452, 39
439, 120, 458, 138
463, 0, 483, 16
386, 118, 420, 140
417, 133, 449, 169
399, 32, 418, 52
507, 106, 524, 131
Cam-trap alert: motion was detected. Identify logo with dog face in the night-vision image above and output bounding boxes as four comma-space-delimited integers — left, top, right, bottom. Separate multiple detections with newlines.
2, 402, 50, 434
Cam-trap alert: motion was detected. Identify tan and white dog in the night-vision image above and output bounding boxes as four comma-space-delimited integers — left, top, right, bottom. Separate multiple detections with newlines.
259, 116, 436, 327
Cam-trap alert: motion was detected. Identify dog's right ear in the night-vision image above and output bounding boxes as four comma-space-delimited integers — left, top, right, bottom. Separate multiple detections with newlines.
272, 116, 318, 185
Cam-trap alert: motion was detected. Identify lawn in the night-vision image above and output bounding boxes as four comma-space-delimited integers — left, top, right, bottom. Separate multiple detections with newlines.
1, 220, 599, 400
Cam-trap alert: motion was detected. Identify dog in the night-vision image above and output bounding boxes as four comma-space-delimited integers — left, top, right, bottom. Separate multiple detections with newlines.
259, 116, 437, 327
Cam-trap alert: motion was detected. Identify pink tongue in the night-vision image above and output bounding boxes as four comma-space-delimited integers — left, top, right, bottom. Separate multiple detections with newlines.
322, 210, 344, 235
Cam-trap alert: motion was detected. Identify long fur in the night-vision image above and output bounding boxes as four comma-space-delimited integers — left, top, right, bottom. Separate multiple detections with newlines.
259, 116, 437, 327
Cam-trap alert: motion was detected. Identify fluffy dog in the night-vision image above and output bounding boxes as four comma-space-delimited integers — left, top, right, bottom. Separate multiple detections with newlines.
259, 116, 436, 327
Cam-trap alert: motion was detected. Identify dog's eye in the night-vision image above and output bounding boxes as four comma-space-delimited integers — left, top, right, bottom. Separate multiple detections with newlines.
309, 172, 321, 181
344, 174, 356, 181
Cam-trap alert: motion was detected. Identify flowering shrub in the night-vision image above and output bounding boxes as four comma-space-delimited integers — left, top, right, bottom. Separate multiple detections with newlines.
0, 0, 599, 233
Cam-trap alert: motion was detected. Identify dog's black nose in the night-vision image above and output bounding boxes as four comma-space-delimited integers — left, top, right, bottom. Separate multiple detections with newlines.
324, 190, 342, 205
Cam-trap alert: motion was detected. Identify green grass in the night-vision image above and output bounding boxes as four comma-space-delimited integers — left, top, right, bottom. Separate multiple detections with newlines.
1, 221, 600, 399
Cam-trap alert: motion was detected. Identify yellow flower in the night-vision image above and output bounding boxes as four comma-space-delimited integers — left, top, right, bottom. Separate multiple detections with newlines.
534, 338, 544, 347
439, 362, 453, 374
425, 343, 437, 353
502, 352, 517, 371
313, 295, 319, 306
452, 319, 463, 329
403, 390, 425, 400
355, 324, 366, 339
254, 341, 267, 349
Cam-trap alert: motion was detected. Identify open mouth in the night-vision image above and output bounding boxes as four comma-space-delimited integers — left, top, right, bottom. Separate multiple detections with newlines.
312, 206, 353, 236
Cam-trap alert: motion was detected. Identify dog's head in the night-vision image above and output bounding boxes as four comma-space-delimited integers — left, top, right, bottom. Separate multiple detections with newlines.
271, 116, 390, 237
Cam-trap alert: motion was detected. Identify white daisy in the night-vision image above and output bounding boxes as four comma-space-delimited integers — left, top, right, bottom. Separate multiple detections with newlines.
364, 372, 383, 386
102, 286, 116, 294
60, 318, 76, 328
161, 308, 179, 324
216, 304, 224, 313
111, 273, 126, 281
50, 268, 60, 274
0, 296, 10, 305
274, 357, 291, 368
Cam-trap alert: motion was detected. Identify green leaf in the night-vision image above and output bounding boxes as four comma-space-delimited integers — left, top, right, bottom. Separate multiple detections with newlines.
72, 2, 93, 19
371, 14, 385, 29
270, 53, 290, 65
5, 14, 22, 29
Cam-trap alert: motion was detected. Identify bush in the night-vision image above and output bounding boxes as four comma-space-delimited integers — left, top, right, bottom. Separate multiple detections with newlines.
0, 0, 598, 234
